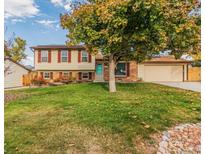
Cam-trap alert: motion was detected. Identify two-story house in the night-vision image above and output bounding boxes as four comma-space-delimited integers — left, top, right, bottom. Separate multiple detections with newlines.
31, 45, 97, 82
31, 45, 191, 83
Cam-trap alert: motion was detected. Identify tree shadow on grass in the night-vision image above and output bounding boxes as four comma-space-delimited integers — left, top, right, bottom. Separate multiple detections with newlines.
93, 82, 109, 91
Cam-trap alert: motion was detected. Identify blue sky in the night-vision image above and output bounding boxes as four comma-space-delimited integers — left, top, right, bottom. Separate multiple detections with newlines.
4, 0, 73, 66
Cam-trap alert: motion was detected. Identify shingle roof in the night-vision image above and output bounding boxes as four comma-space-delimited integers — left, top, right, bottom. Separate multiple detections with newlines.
4, 57, 31, 71
30, 45, 86, 50
143, 55, 192, 63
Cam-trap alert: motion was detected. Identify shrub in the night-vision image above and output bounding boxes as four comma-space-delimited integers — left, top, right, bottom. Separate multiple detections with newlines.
69, 76, 76, 81
31, 78, 46, 86
53, 78, 60, 82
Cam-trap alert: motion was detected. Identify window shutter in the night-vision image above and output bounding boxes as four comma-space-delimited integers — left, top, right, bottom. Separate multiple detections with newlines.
88, 53, 91, 63
48, 50, 51, 63
40, 72, 43, 79
78, 50, 81, 63
59, 72, 62, 79
58, 50, 61, 63
38, 50, 41, 63
89, 72, 92, 80
127, 63, 130, 77
79, 72, 82, 80
68, 50, 71, 62
50, 72, 53, 79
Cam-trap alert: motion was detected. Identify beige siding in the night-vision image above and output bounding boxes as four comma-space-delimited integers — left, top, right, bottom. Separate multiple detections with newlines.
4, 60, 29, 88
35, 50, 95, 70
138, 63, 188, 82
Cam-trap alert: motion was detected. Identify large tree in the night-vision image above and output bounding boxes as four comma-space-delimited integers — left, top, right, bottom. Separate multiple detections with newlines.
61, 0, 200, 92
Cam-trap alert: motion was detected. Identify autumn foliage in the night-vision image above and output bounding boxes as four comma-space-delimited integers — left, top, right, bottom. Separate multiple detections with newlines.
61, 0, 200, 92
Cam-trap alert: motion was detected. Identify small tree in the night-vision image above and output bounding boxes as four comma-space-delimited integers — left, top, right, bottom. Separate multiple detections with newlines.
61, 0, 200, 92
5, 36, 27, 62
4, 34, 27, 76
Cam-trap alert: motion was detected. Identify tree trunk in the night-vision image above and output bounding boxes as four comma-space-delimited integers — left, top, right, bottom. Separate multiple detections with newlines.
109, 55, 116, 92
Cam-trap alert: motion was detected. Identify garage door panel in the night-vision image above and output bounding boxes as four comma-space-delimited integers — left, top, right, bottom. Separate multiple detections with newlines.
144, 65, 183, 82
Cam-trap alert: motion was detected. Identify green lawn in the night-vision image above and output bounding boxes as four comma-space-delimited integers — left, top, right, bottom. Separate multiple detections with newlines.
5, 83, 200, 154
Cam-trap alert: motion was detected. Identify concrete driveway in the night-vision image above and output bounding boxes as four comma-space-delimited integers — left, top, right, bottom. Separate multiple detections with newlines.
152, 82, 201, 92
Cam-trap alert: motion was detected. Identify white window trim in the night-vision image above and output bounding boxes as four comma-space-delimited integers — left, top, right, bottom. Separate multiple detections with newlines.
82, 72, 89, 80
81, 51, 88, 62
115, 63, 127, 77
41, 50, 48, 62
61, 50, 68, 62
44, 72, 50, 79
63, 72, 69, 79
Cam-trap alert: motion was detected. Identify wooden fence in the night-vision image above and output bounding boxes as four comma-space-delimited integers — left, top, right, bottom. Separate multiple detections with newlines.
188, 67, 201, 81
23, 72, 38, 86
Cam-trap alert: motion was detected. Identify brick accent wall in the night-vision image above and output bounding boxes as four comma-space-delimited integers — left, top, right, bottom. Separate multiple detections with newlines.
104, 63, 109, 81
104, 61, 138, 82
37, 71, 94, 82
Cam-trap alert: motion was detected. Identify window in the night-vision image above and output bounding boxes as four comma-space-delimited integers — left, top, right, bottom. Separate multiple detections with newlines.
61, 50, 68, 62
41, 50, 48, 62
115, 63, 127, 76
82, 51, 88, 62
82, 72, 89, 80
44, 72, 50, 79
63, 72, 69, 79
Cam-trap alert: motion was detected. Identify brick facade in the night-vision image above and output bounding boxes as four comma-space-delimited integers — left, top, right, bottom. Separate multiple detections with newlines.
103, 61, 138, 82
37, 71, 95, 82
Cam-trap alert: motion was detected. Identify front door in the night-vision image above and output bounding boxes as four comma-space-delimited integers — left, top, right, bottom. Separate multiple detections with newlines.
95, 63, 104, 82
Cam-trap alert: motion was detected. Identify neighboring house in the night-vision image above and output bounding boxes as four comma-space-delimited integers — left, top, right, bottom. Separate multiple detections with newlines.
31, 45, 191, 82
4, 57, 31, 89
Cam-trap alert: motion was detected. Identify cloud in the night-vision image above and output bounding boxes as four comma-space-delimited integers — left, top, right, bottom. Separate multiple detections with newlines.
55, 24, 60, 31
35, 19, 58, 28
11, 19, 25, 24
50, 0, 72, 11
5, 0, 39, 19
50, 0, 64, 6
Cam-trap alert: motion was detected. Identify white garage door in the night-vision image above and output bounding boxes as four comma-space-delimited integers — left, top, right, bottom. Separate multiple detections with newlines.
144, 65, 183, 82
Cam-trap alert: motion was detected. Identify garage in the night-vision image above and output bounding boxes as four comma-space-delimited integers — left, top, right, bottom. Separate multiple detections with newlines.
143, 65, 183, 82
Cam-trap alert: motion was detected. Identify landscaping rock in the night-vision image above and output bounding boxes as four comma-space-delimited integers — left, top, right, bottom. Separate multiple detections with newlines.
157, 123, 200, 154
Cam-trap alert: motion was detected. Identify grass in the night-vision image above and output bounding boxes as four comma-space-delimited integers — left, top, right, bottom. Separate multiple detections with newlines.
5, 83, 200, 153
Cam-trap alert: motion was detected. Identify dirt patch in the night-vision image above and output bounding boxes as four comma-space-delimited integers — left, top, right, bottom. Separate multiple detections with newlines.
4, 92, 30, 103
133, 133, 162, 154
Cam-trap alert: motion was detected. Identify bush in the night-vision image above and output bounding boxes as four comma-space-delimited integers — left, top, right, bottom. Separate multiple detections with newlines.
69, 76, 76, 81
31, 78, 46, 86
53, 78, 61, 82
192, 60, 201, 67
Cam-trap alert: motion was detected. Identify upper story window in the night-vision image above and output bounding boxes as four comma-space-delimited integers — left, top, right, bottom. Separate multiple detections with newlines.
82, 51, 88, 62
61, 50, 68, 62
115, 63, 127, 76
41, 50, 48, 62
